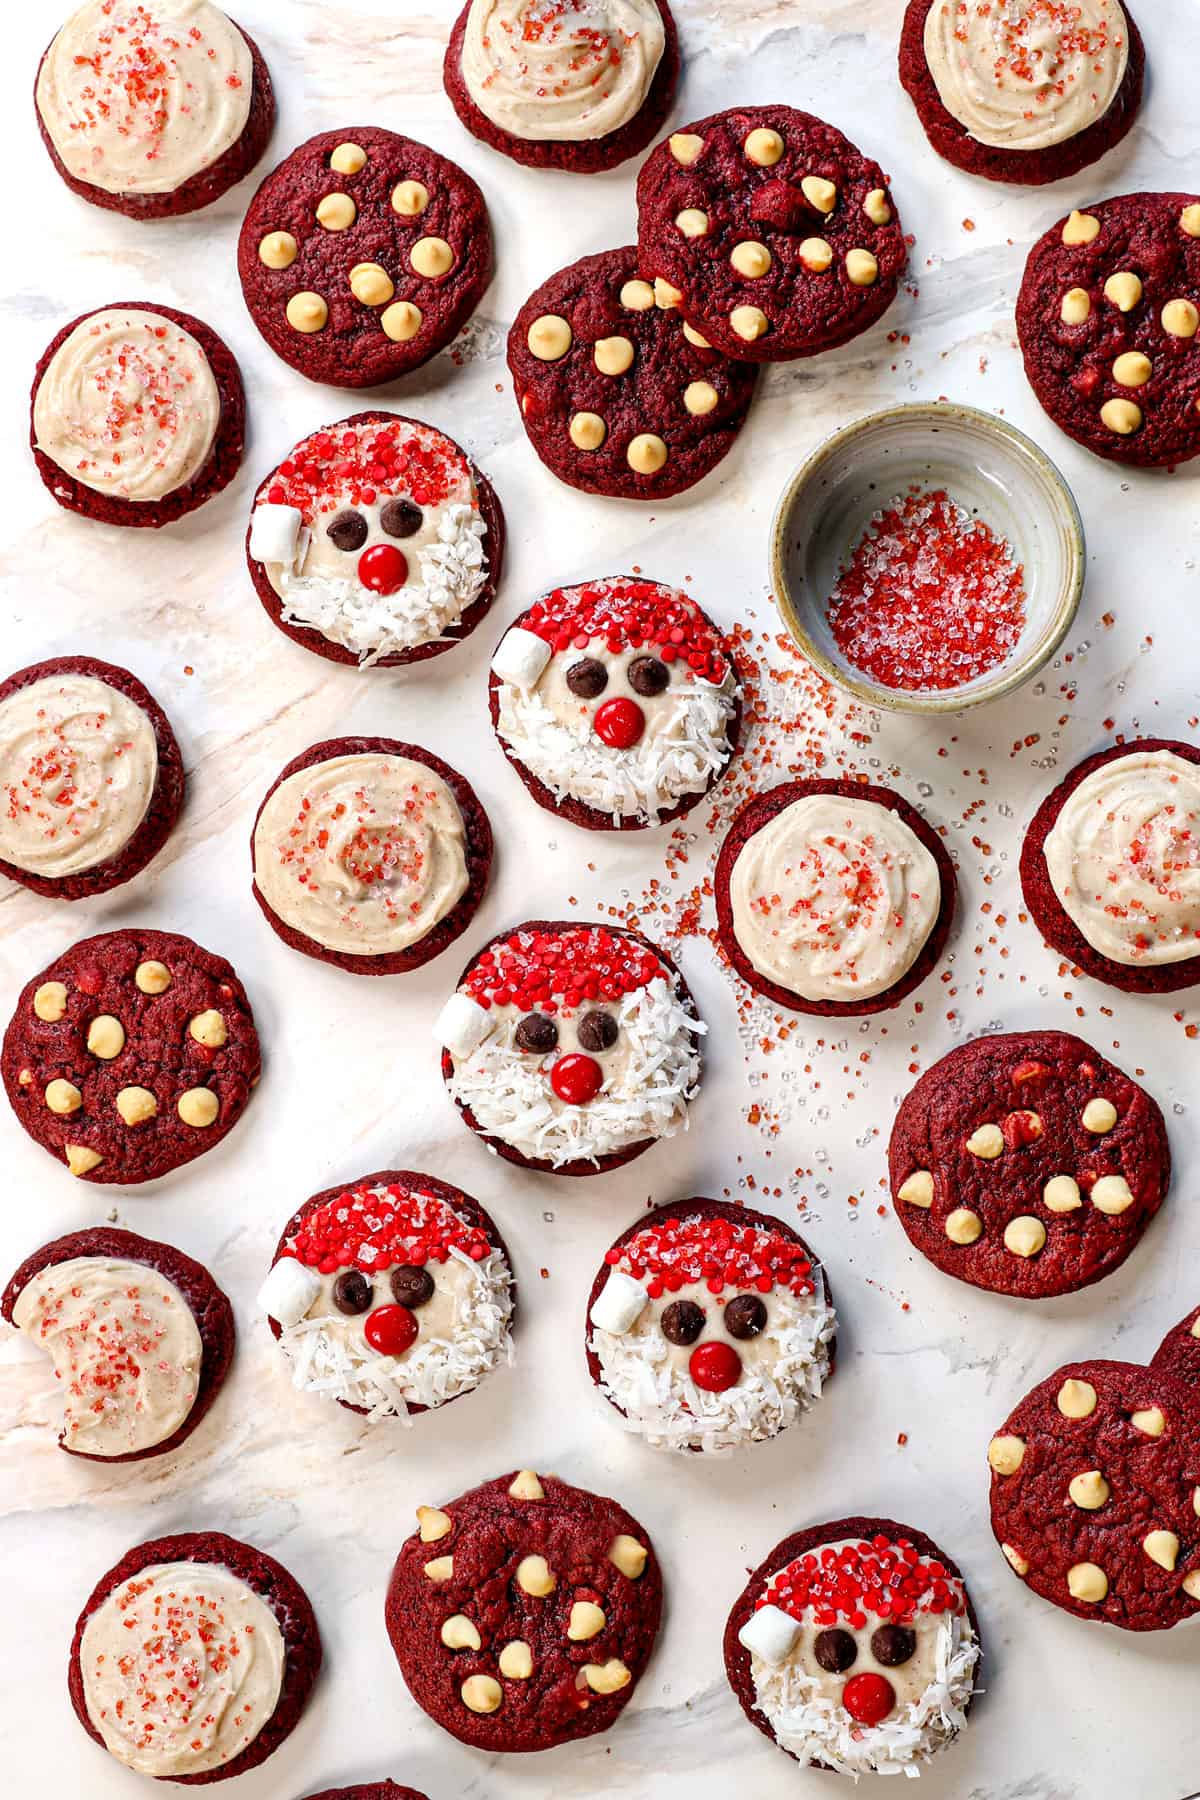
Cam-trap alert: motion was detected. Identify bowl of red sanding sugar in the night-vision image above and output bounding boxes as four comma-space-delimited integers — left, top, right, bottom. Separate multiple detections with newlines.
770, 402, 1085, 714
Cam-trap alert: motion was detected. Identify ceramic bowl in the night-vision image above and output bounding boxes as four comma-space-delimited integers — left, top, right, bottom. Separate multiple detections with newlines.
769, 402, 1086, 714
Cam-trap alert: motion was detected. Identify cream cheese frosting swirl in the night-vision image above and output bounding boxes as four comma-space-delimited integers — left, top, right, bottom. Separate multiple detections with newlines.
461, 0, 665, 142
12, 1255, 201, 1455
37, 0, 252, 195
729, 794, 941, 1002
1043, 748, 1200, 966
79, 1561, 284, 1776
253, 752, 469, 956
923, 0, 1129, 152
34, 308, 220, 502
0, 672, 157, 877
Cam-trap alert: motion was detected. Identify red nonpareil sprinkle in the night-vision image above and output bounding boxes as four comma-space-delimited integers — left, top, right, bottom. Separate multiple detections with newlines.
757, 1538, 966, 1626
522, 579, 730, 685
463, 926, 666, 1012
287, 1183, 490, 1271
825, 488, 1027, 693
609, 1212, 816, 1300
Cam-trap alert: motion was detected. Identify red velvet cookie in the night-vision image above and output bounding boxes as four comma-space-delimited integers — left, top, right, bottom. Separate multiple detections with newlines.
1020, 737, 1200, 992
69, 1531, 321, 1783
2, 1225, 233, 1463
35, 3, 275, 220
443, 0, 679, 173
724, 1517, 980, 1778
300, 1788, 427, 1800
238, 127, 493, 387
1016, 194, 1200, 467
1150, 1304, 1200, 1394
585, 1197, 836, 1456
635, 105, 907, 363
507, 245, 758, 499
489, 577, 742, 831
988, 1360, 1200, 1630
889, 1030, 1169, 1298
31, 302, 245, 527
385, 1469, 662, 1751
714, 779, 955, 1016
260, 1168, 515, 1422
0, 656, 184, 901
250, 738, 493, 975
898, 0, 1144, 187
2, 928, 261, 1185
438, 919, 703, 1176
246, 410, 505, 669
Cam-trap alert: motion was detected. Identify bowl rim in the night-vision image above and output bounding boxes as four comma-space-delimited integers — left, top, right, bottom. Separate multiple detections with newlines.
768, 400, 1087, 715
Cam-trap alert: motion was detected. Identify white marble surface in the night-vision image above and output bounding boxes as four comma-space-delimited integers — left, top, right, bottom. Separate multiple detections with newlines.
3, 3, 1200, 1796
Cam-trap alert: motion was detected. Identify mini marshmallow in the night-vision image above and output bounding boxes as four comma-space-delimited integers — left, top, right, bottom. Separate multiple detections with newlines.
589, 1270, 650, 1335
257, 1255, 322, 1327
249, 502, 304, 567
435, 991, 493, 1059
491, 627, 552, 691
737, 1603, 802, 1666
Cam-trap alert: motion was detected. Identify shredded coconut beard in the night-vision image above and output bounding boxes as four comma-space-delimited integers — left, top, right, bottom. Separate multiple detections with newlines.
276, 1246, 513, 1424
496, 677, 736, 823
279, 504, 488, 668
752, 1611, 979, 1781
591, 1284, 836, 1455
449, 975, 703, 1166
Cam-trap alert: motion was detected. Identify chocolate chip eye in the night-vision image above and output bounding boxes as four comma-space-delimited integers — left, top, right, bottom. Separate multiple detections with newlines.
380, 497, 423, 538
577, 1010, 619, 1053
661, 1298, 705, 1345
326, 509, 369, 552
627, 655, 670, 697
814, 1627, 858, 1674
332, 1269, 372, 1314
870, 1624, 916, 1667
391, 1264, 435, 1308
724, 1294, 767, 1340
566, 657, 608, 699
515, 1011, 559, 1053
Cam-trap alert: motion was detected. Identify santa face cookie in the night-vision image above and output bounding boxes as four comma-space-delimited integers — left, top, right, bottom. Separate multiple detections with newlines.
31, 302, 245, 527
35, 0, 275, 219
490, 577, 741, 830
443, 0, 679, 173
715, 780, 955, 1015
2, 1226, 233, 1462
899, 0, 1144, 188
586, 1198, 836, 1455
69, 1531, 320, 1782
251, 738, 492, 974
247, 411, 504, 668
259, 1171, 515, 1424
1021, 738, 1200, 990
725, 1519, 980, 1779
438, 920, 703, 1175
0, 657, 183, 900
988, 1360, 1200, 1630
385, 1469, 662, 1751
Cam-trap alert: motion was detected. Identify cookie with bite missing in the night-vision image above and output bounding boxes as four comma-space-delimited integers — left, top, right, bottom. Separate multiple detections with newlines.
1150, 1303, 1200, 1394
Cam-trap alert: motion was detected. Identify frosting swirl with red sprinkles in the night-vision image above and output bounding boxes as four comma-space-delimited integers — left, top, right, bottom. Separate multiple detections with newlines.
761, 1537, 967, 1630
607, 1211, 817, 1300
462, 924, 666, 1012
284, 1182, 490, 1275
521, 577, 730, 686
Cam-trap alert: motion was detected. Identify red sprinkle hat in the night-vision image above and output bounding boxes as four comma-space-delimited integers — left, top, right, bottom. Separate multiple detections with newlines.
463, 925, 668, 1014
760, 1538, 966, 1631
261, 418, 466, 520
608, 1212, 816, 1300
522, 578, 729, 685
284, 1182, 491, 1276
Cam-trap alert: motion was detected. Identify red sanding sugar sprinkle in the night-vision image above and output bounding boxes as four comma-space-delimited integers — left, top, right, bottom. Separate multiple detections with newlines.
825, 488, 1027, 693
522, 579, 730, 685
760, 1537, 966, 1629
258, 420, 469, 522
609, 1212, 816, 1300
463, 926, 667, 1012
286, 1184, 490, 1274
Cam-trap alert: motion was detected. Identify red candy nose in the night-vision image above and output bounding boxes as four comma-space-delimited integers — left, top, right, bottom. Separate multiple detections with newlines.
842, 1673, 896, 1726
363, 1304, 419, 1356
550, 1053, 604, 1105
689, 1341, 743, 1392
593, 697, 645, 749
358, 543, 408, 594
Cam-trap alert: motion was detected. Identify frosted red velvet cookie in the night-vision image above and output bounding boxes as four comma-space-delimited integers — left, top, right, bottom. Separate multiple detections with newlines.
725, 1518, 981, 1777
437, 920, 703, 1175
585, 1197, 836, 1455
258, 1169, 515, 1422
489, 577, 742, 831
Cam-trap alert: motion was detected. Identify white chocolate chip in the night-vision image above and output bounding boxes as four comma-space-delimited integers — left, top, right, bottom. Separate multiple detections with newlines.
527, 314, 572, 361
189, 1009, 227, 1049
627, 434, 668, 475
349, 262, 395, 306
1002, 1543, 1029, 1575
391, 179, 429, 217
65, 1144, 102, 1177
258, 231, 297, 270
461, 1675, 502, 1714
1004, 1216, 1047, 1259
87, 1015, 125, 1060
1104, 271, 1143, 312
1144, 1530, 1180, 1571
1060, 286, 1091, 325
987, 1434, 1025, 1475
1082, 1098, 1118, 1133
1067, 1562, 1108, 1603
1112, 351, 1152, 388
330, 141, 367, 173
115, 1086, 157, 1127
1044, 1175, 1082, 1213
729, 305, 768, 341
44, 1078, 81, 1116
381, 299, 421, 345
744, 127, 784, 166
730, 240, 771, 279
683, 381, 718, 417
177, 1088, 219, 1129
423, 1555, 454, 1582
945, 1208, 983, 1246
569, 411, 607, 451
1068, 1470, 1110, 1510
1131, 1406, 1166, 1438
441, 1614, 482, 1650
411, 236, 454, 278
33, 982, 68, 1022
582, 1659, 631, 1695
508, 1470, 545, 1501
669, 132, 705, 166
1194, 1487, 1200, 1516
863, 187, 891, 225
845, 248, 879, 287
286, 292, 328, 333
1100, 398, 1143, 435
654, 277, 682, 309
966, 1123, 1004, 1159
594, 335, 634, 376
608, 1534, 647, 1579
1091, 1175, 1134, 1215
898, 1170, 934, 1208
1062, 210, 1100, 246
681, 321, 710, 348
1057, 1378, 1097, 1419
516, 1554, 555, 1597
417, 1506, 452, 1543
316, 192, 356, 231
675, 208, 709, 239
801, 175, 837, 214
1163, 298, 1200, 338
620, 279, 655, 311
135, 960, 172, 995
567, 1601, 607, 1641
1180, 204, 1200, 238
1183, 1571, 1200, 1601
498, 1640, 533, 1679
